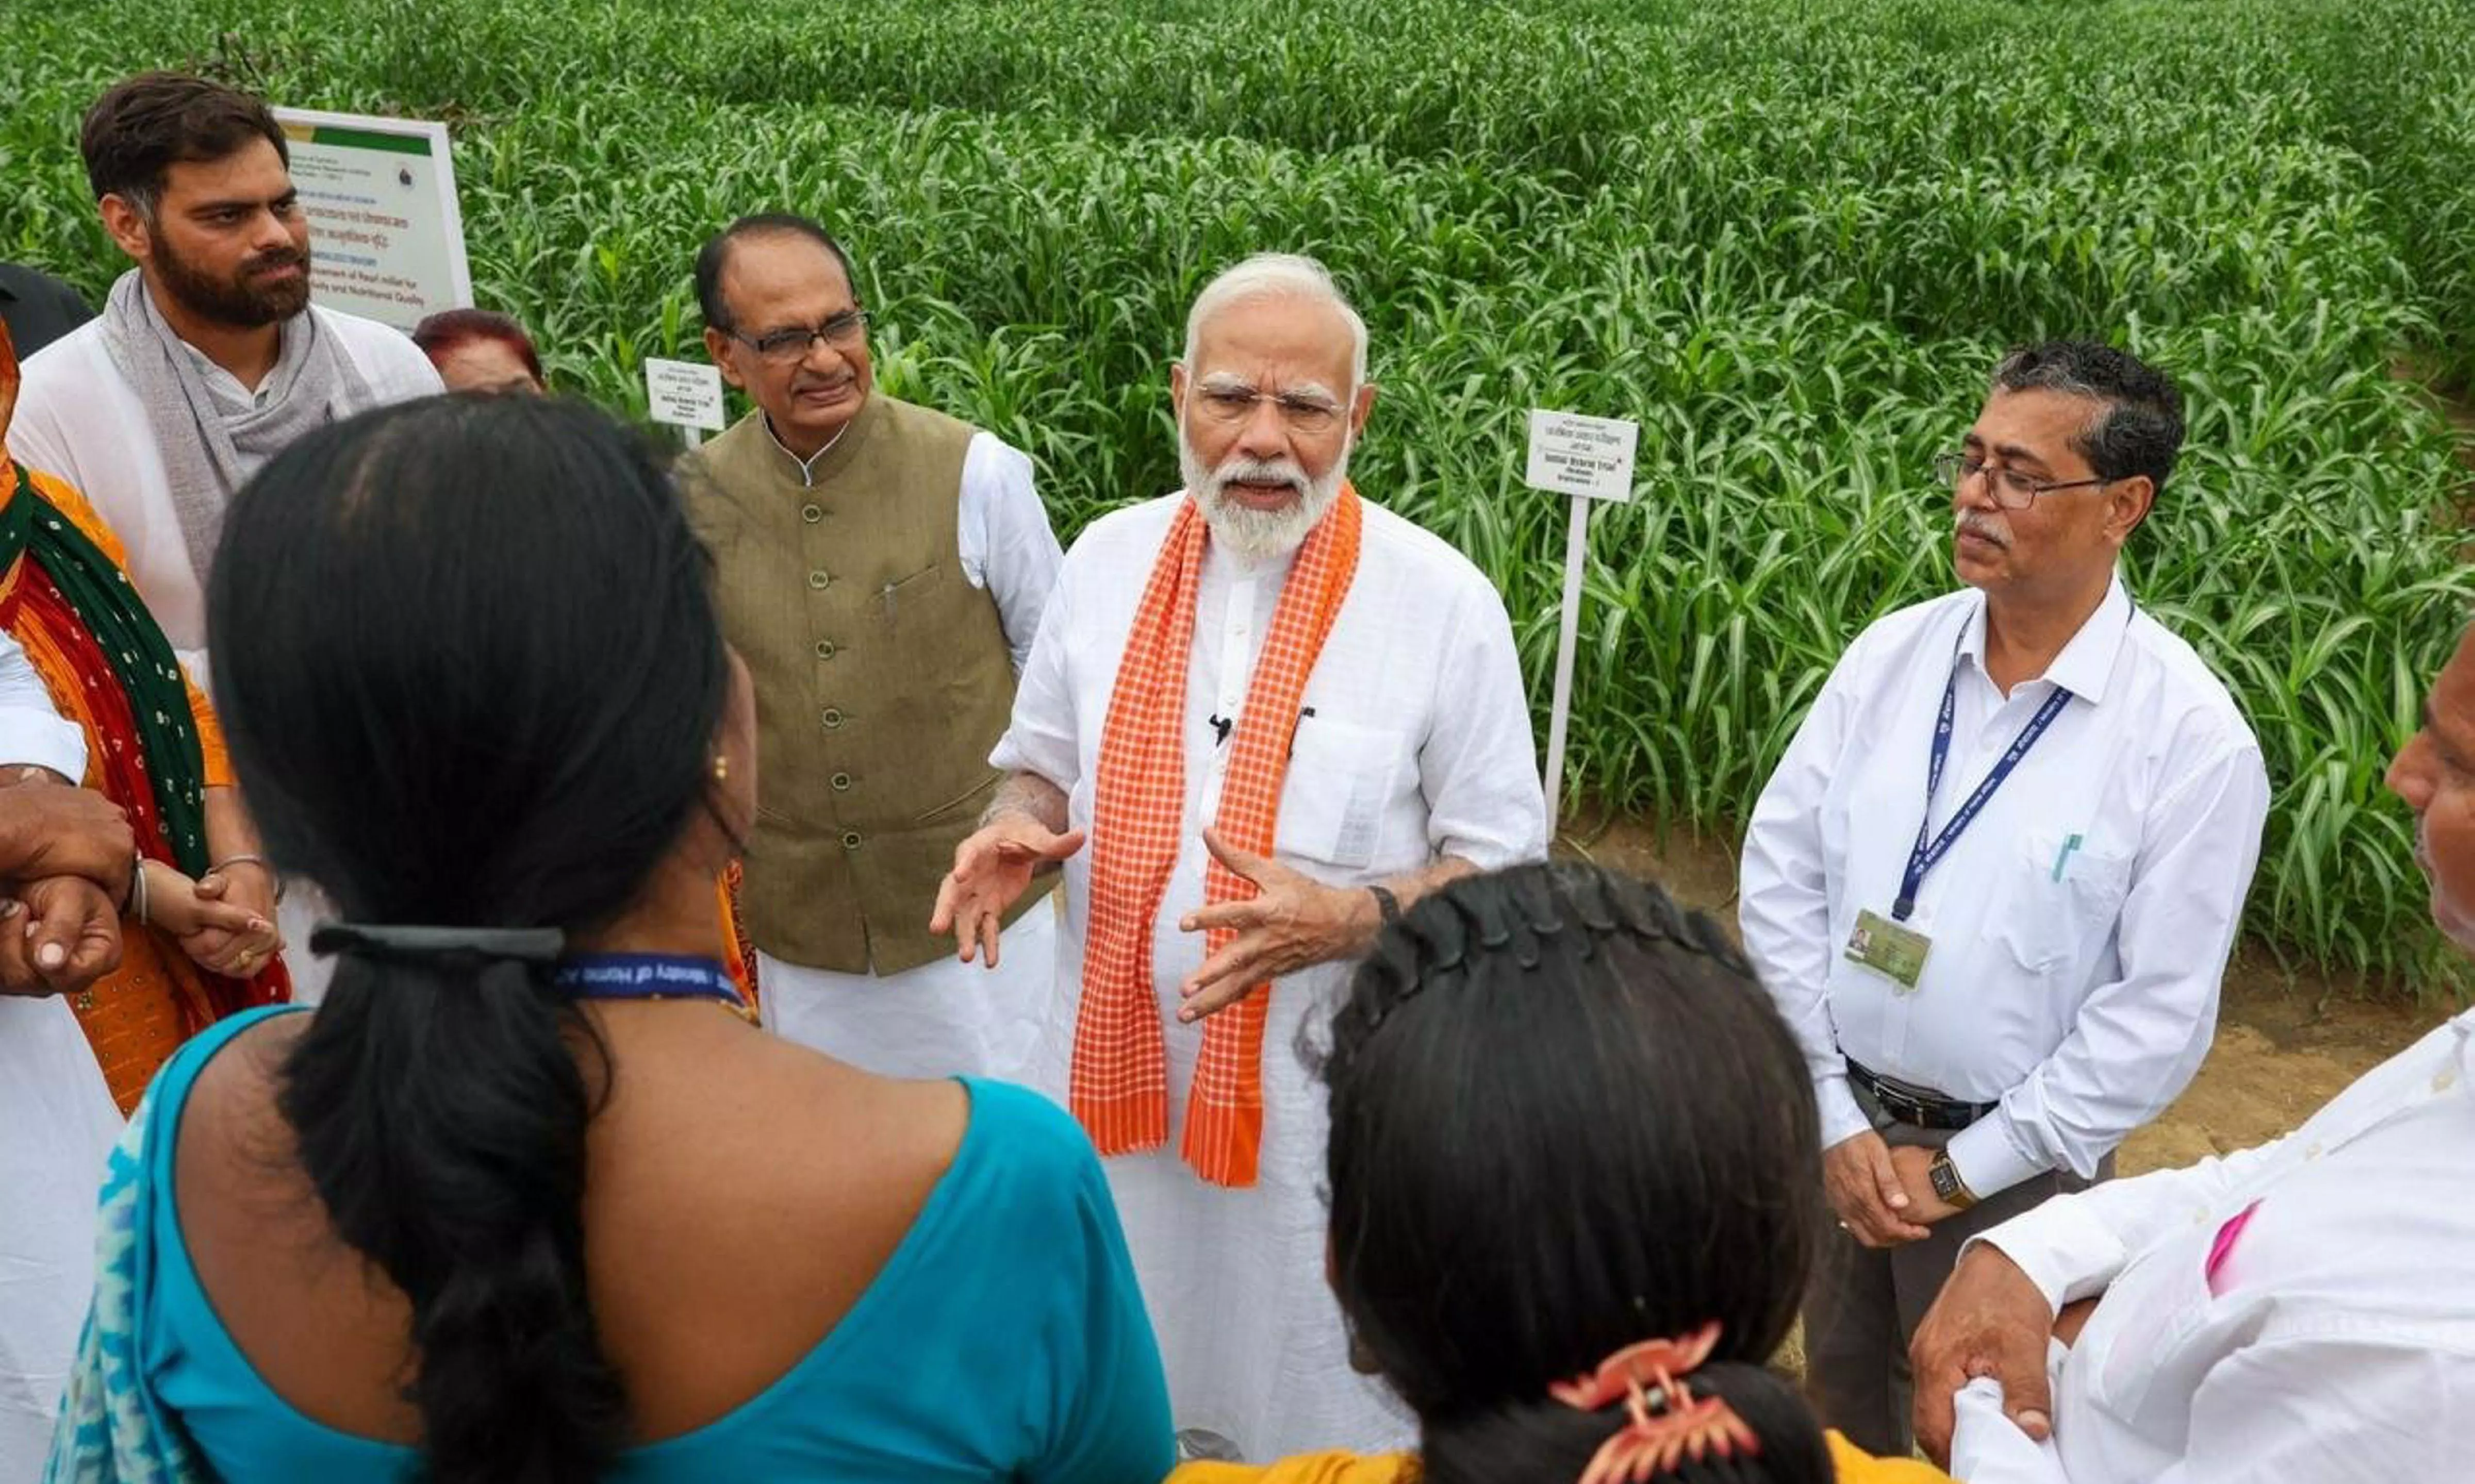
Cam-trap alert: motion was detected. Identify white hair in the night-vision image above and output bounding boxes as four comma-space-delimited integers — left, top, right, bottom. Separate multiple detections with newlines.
1181, 252, 1369, 391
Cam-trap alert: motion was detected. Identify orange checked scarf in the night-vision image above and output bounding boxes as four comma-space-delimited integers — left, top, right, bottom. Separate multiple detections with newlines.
1073, 485, 1362, 1188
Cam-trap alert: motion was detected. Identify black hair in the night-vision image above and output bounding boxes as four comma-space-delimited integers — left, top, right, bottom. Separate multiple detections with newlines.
1319, 861, 1829, 1484
693, 212, 859, 331
80, 71, 289, 217
1991, 340, 2185, 499
206, 394, 733, 1484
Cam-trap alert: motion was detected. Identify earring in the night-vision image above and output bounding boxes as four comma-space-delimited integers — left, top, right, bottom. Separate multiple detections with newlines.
712, 753, 730, 783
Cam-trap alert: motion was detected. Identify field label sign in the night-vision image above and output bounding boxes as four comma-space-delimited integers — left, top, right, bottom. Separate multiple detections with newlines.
645, 358, 727, 444
1527, 408, 1642, 828
273, 108, 471, 332
1525, 409, 1639, 503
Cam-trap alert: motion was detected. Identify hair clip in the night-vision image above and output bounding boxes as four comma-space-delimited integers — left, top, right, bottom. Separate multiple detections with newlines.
311, 922, 567, 964
1549, 1322, 1759, 1484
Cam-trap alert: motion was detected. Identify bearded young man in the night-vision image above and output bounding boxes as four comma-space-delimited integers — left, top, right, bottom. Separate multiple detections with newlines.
8, 73, 442, 1003
9, 74, 441, 681
933, 253, 1548, 1457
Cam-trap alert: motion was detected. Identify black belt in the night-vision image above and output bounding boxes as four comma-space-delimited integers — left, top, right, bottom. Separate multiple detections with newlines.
1846, 1058, 1998, 1132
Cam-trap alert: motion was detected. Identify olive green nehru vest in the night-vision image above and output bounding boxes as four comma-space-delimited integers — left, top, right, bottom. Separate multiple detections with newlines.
681, 393, 1031, 974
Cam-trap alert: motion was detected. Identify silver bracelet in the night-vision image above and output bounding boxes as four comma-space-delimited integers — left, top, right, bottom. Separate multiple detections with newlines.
130, 854, 150, 926
210, 853, 287, 904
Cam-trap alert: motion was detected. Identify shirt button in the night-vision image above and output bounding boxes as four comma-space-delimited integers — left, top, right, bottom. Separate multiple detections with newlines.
802, 504, 823, 524
815, 639, 837, 660
830, 772, 852, 791
821, 706, 845, 730
808, 570, 831, 591
840, 830, 863, 850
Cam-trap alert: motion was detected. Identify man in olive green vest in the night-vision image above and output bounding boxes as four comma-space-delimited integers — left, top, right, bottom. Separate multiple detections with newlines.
679, 213, 1062, 1079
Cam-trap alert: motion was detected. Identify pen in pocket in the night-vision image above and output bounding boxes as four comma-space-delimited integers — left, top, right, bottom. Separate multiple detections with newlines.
2051, 832, 2084, 881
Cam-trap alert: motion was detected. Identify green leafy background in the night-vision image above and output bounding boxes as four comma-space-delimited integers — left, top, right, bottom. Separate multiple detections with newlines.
5, 0, 2471, 987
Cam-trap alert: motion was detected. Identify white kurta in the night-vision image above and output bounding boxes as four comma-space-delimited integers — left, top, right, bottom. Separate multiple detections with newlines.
8, 307, 442, 1009
757, 902, 1058, 1081
0, 633, 118, 1484
992, 491, 1548, 1459
750, 422, 1065, 1080
1951, 1006, 2475, 1483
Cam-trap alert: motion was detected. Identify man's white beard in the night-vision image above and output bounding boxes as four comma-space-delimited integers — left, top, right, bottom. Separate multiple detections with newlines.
1180, 429, 1350, 562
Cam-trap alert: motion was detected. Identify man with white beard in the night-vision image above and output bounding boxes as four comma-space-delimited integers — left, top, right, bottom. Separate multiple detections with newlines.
932, 253, 1547, 1458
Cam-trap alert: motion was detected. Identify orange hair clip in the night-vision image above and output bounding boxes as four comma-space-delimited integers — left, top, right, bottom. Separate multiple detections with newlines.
1548, 1322, 1760, 1484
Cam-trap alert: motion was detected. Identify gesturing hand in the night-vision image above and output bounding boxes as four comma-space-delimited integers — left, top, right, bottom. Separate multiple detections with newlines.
1823, 1129, 1932, 1247
930, 815, 1085, 969
1174, 828, 1374, 1023
1911, 1243, 2060, 1466
0, 875, 124, 997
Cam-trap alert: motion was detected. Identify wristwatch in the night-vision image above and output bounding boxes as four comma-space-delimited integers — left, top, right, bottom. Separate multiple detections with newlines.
1366, 884, 1402, 929
1928, 1148, 1978, 1211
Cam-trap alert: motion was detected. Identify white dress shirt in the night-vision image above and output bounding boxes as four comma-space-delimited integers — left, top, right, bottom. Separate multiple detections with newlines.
1952, 1006, 2475, 1483
0, 633, 117, 1480
991, 490, 1547, 1459
758, 416, 1061, 671
6, 306, 444, 688
1739, 576, 2269, 1197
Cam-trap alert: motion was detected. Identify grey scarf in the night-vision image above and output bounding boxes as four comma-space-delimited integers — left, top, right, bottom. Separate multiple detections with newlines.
99, 269, 377, 589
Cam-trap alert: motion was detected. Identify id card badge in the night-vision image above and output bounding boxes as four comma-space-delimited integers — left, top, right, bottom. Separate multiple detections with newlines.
1846, 908, 1930, 992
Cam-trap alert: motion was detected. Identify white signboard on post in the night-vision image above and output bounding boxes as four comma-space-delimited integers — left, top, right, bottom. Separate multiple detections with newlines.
644, 358, 727, 448
1526, 410, 1641, 829
273, 108, 470, 332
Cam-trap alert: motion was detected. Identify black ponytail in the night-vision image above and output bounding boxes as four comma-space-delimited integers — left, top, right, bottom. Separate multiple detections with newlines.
1314, 861, 1830, 1483
208, 395, 732, 1482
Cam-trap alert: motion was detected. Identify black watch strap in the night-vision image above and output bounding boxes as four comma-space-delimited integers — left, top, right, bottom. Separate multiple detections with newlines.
1367, 884, 1402, 928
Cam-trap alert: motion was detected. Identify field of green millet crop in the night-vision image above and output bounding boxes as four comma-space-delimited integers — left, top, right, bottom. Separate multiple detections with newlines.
5, 0, 2473, 987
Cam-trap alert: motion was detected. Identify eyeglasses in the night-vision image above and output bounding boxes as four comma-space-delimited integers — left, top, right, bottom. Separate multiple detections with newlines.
728, 309, 870, 366
1191, 385, 1343, 436
1933, 451, 2113, 511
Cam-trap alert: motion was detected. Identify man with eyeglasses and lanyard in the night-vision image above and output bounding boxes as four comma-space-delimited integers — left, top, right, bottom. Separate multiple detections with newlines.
678, 212, 1064, 1080
1738, 340, 2269, 1457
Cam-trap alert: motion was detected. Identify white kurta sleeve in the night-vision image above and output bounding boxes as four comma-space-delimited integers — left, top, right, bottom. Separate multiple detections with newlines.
955, 433, 1064, 673
1944, 736, 2270, 1197
1948, 1378, 2071, 1484
0, 632, 87, 781
1414, 586, 1546, 872
1966, 1134, 2285, 1313
4, 380, 81, 496
1738, 655, 1870, 1150
988, 543, 1081, 795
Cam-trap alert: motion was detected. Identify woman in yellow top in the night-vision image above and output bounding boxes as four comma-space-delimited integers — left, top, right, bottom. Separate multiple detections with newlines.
0, 321, 285, 1111
1173, 862, 1953, 1484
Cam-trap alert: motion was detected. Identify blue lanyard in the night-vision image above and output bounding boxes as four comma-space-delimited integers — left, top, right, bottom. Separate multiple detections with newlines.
1894, 665, 2073, 922
550, 953, 742, 1010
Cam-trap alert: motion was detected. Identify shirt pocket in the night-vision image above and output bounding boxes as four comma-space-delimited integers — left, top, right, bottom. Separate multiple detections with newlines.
1274, 717, 1407, 873
1993, 826, 2134, 973
870, 560, 948, 631
2081, 1226, 2223, 1435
